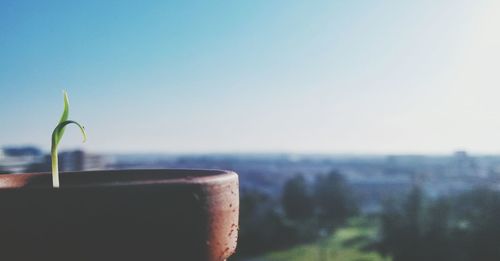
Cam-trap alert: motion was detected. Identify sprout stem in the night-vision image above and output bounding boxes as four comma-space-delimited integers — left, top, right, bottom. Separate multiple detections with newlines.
50, 91, 86, 188
51, 146, 60, 188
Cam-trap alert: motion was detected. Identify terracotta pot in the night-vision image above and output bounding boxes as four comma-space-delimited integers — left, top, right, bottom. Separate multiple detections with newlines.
0, 169, 239, 261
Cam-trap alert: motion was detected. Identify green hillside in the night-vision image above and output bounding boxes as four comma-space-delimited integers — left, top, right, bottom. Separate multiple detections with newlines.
250, 218, 390, 261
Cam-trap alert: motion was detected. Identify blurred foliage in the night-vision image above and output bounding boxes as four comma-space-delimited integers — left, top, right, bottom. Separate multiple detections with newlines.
379, 187, 500, 261
283, 175, 314, 220
234, 170, 358, 259
234, 169, 500, 261
313, 171, 358, 231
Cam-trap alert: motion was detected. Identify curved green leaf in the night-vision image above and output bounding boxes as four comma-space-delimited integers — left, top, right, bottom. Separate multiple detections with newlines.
51, 120, 87, 146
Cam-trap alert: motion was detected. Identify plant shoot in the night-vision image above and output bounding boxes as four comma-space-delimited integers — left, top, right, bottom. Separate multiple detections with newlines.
51, 91, 87, 188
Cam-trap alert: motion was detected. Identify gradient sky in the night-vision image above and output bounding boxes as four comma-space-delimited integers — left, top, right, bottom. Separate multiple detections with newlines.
1, 0, 499, 154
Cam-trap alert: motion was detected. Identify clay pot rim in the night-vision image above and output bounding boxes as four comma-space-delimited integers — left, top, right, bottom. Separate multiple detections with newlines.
0, 169, 237, 190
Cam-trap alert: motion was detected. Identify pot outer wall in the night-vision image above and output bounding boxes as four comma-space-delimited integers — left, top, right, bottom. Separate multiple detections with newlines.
0, 169, 239, 261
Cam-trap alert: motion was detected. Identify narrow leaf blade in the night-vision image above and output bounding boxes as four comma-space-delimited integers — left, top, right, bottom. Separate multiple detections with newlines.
55, 91, 70, 146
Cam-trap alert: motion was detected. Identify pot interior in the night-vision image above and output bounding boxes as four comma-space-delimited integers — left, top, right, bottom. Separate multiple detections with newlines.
0, 169, 234, 189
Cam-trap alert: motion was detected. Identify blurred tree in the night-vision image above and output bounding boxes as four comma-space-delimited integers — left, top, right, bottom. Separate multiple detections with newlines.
313, 171, 357, 230
379, 187, 500, 261
423, 198, 452, 261
379, 197, 403, 258
380, 186, 425, 261
282, 174, 314, 220
234, 170, 358, 260
452, 189, 500, 261
237, 189, 273, 255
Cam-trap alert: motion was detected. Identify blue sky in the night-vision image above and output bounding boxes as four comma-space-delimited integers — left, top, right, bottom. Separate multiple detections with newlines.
1, 0, 499, 154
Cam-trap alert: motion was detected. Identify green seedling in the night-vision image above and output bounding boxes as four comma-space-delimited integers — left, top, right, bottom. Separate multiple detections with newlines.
51, 91, 87, 188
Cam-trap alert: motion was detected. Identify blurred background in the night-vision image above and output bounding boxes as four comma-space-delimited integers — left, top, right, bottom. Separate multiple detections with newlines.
2, 1, 500, 260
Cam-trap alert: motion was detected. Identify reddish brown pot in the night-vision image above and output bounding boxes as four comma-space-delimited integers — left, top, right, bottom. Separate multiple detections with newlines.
0, 169, 239, 261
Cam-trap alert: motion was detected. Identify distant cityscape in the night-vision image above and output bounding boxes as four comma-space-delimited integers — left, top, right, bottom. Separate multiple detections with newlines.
2, 146, 500, 213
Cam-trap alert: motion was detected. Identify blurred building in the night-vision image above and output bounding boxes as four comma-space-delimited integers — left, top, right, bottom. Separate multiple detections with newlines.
0, 146, 44, 173
3, 146, 42, 157
0, 146, 108, 173
449, 150, 480, 177
59, 150, 107, 171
